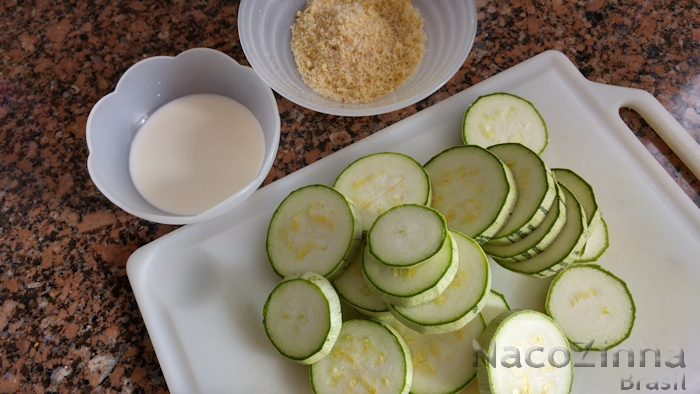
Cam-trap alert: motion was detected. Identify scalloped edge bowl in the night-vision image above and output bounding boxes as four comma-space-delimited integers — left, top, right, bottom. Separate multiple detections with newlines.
86, 48, 280, 224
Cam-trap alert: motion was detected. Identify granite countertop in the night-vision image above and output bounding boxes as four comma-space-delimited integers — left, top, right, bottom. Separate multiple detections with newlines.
1, 0, 698, 392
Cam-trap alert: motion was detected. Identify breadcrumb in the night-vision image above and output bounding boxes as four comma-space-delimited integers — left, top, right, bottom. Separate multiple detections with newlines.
291, 0, 426, 104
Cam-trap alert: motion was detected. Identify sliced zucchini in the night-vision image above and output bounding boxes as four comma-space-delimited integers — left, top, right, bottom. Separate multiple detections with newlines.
578, 217, 610, 262
480, 290, 511, 325
386, 314, 486, 394
362, 232, 458, 307
389, 231, 491, 334
552, 168, 602, 236
462, 92, 548, 154
334, 152, 431, 232
368, 204, 447, 268
482, 184, 567, 263
262, 271, 342, 364
546, 264, 635, 350
424, 145, 517, 245
477, 310, 573, 394
486, 143, 557, 245
495, 184, 587, 278
310, 318, 412, 394
267, 184, 362, 280
333, 240, 391, 319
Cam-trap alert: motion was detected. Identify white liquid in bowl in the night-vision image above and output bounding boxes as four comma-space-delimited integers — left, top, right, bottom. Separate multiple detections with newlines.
129, 93, 265, 216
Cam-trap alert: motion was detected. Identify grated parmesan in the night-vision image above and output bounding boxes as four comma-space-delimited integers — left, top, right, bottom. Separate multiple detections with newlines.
290, 0, 426, 104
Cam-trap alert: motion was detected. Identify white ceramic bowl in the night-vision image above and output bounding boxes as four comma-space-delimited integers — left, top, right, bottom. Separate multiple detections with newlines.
86, 48, 280, 225
238, 0, 477, 117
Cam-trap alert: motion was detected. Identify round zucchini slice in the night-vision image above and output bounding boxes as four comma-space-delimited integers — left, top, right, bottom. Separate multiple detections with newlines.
266, 184, 362, 280
386, 315, 486, 394
462, 92, 548, 154
310, 318, 412, 394
334, 152, 431, 232
262, 271, 342, 364
424, 145, 517, 245
368, 204, 447, 268
477, 310, 573, 394
546, 264, 635, 350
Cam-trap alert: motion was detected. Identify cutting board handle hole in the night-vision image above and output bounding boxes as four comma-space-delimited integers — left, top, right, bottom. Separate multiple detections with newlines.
619, 107, 700, 207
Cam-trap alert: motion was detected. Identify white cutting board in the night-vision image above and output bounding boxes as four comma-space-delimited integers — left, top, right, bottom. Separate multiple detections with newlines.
127, 51, 700, 394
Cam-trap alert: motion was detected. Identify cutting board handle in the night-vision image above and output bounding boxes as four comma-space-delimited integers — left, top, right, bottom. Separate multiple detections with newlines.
586, 82, 700, 178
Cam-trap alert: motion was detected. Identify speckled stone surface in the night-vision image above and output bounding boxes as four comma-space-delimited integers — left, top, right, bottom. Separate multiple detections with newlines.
1, 0, 698, 392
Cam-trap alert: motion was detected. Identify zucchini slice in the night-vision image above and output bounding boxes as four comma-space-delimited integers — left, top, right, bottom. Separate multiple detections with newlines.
334, 152, 431, 232
477, 310, 573, 394
552, 168, 610, 262
462, 92, 548, 154
262, 272, 342, 364
389, 231, 491, 334
368, 204, 447, 268
266, 184, 362, 280
487, 143, 557, 245
495, 184, 587, 278
333, 240, 391, 319
386, 315, 486, 394
362, 232, 458, 307
546, 264, 635, 350
424, 145, 517, 245
310, 318, 412, 394
481, 290, 511, 325
578, 217, 610, 262
552, 168, 602, 237
482, 184, 567, 263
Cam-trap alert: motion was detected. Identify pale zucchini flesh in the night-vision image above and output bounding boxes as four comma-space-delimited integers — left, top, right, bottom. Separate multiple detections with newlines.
487, 143, 557, 245
386, 315, 486, 394
389, 230, 491, 334
368, 204, 447, 268
310, 318, 412, 394
424, 145, 518, 245
334, 152, 432, 232
333, 241, 391, 319
496, 184, 587, 278
462, 93, 548, 154
480, 290, 511, 326
266, 184, 362, 280
362, 232, 458, 307
263, 272, 342, 364
477, 310, 573, 394
578, 217, 610, 262
546, 264, 635, 350
482, 184, 567, 263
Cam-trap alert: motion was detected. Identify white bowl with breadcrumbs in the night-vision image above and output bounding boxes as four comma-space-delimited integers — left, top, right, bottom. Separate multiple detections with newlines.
238, 0, 477, 117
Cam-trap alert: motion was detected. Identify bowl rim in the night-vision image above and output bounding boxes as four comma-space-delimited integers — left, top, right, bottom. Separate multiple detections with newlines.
238, 0, 478, 117
86, 47, 281, 225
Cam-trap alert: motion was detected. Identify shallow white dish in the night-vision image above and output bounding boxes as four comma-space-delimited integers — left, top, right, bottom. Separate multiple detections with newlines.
86, 48, 280, 225
127, 51, 700, 393
238, 0, 477, 117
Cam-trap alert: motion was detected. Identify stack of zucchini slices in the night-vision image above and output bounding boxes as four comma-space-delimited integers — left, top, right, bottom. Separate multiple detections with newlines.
263, 151, 492, 394
261, 93, 634, 394
462, 93, 634, 394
